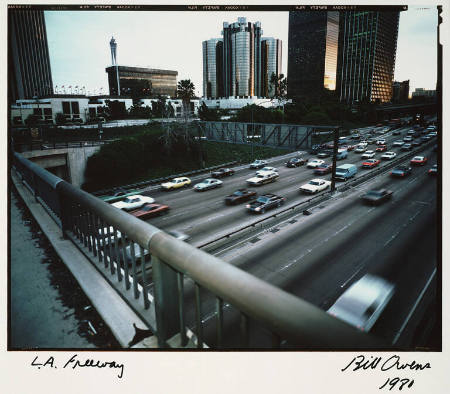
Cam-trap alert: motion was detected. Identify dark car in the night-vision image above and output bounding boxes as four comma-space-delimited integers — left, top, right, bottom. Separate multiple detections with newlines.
317, 150, 333, 158
392, 129, 402, 135
310, 144, 323, 154
412, 140, 422, 147
225, 189, 257, 205
401, 143, 413, 151
421, 135, 432, 142
211, 167, 235, 178
246, 193, 285, 213
286, 157, 306, 168
428, 164, 437, 175
130, 203, 170, 220
314, 163, 333, 175
390, 165, 412, 178
362, 189, 393, 205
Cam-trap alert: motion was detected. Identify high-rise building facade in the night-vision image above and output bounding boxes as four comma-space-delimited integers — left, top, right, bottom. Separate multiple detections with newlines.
336, 11, 400, 103
8, 9, 54, 102
261, 38, 282, 97
287, 11, 339, 100
392, 80, 409, 103
202, 38, 223, 99
202, 18, 282, 99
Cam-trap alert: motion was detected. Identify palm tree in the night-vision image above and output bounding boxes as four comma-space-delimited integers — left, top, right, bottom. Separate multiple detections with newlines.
177, 79, 195, 120
269, 73, 288, 122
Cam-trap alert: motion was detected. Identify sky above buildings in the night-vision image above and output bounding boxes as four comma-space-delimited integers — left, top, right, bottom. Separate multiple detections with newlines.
44, 6, 438, 98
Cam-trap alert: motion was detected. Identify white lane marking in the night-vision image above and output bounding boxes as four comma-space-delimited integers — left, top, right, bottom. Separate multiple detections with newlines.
392, 267, 437, 345
341, 265, 364, 288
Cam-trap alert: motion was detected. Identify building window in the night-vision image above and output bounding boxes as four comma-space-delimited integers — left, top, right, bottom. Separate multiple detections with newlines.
62, 101, 71, 115
71, 101, 80, 115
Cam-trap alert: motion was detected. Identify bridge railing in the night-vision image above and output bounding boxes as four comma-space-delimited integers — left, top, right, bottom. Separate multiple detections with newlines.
12, 151, 383, 349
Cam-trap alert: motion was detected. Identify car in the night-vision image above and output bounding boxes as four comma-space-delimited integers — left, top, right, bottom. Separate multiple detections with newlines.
211, 167, 235, 178
362, 189, 393, 205
249, 159, 268, 169
310, 144, 323, 154
392, 140, 404, 147
130, 203, 170, 219
367, 138, 377, 144
246, 170, 279, 186
376, 145, 387, 152
403, 136, 413, 142
410, 156, 427, 166
256, 166, 278, 175
112, 195, 155, 211
428, 131, 437, 137
392, 129, 401, 135
225, 189, 257, 205
362, 159, 380, 168
194, 178, 223, 191
338, 136, 349, 144
317, 149, 333, 158
354, 145, 367, 153
286, 157, 306, 168
161, 177, 191, 190
327, 274, 395, 332
124, 243, 151, 266
361, 150, 375, 159
401, 143, 413, 151
390, 165, 412, 177
411, 140, 422, 147
381, 151, 396, 160
407, 129, 415, 135
299, 178, 331, 194
314, 163, 333, 175
421, 135, 432, 142
100, 188, 141, 203
345, 144, 356, 151
376, 139, 386, 145
307, 159, 325, 168
351, 133, 361, 140
246, 193, 285, 213
428, 164, 437, 175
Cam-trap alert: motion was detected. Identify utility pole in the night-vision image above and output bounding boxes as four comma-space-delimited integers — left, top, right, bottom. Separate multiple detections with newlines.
330, 127, 340, 193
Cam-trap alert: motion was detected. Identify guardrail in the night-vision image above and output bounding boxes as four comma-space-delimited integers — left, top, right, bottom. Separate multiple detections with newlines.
12, 151, 385, 349
14, 140, 112, 153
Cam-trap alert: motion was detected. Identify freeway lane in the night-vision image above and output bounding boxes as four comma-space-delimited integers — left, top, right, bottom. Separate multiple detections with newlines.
139, 126, 436, 246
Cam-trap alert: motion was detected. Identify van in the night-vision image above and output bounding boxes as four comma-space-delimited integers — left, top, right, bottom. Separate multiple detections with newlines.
336, 149, 348, 160
335, 163, 357, 181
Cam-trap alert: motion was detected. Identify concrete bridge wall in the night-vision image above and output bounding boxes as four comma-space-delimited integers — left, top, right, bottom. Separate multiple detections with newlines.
21, 146, 100, 187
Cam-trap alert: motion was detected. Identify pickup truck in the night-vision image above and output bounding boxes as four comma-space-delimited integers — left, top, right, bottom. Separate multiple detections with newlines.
246, 193, 285, 213
246, 170, 279, 186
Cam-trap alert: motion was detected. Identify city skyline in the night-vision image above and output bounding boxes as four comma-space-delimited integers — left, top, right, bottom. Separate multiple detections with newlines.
44, 7, 437, 99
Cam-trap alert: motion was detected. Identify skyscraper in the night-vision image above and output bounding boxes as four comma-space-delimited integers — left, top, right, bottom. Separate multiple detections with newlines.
202, 17, 282, 99
336, 11, 400, 103
287, 11, 339, 100
261, 37, 282, 97
8, 9, 54, 102
202, 38, 223, 99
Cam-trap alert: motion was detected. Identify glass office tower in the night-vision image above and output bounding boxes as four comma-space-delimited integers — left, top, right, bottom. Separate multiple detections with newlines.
336, 11, 400, 103
261, 37, 282, 97
287, 11, 339, 100
202, 38, 224, 98
8, 9, 54, 102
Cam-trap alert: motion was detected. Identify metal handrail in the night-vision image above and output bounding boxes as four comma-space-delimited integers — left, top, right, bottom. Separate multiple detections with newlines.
12, 151, 384, 348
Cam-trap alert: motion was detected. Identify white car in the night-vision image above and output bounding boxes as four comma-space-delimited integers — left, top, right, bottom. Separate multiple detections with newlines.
392, 140, 404, 147
193, 178, 223, 191
256, 166, 278, 175
354, 145, 367, 153
327, 274, 395, 332
381, 151, 397, 160
249, 159, 268, 169
376, 139, 386, 145
112, 195, 155, 211
361, 150, 375, 158
307, 159, 325, 168
299, 178, 331, 194
246, 170, 279, 186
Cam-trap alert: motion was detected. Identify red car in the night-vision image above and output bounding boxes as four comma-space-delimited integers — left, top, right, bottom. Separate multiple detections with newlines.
376, 145, 387, 152
362, 159, 381, 168
130, 203, 170, 220
314, 163, 333, 175
346, 144, 356, 151
410, 156, 427, 166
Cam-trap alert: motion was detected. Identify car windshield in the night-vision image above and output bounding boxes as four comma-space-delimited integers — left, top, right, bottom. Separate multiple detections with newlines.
257, 197, 270, 203
234, 191, 243, 196
123, 197, 135, 203
143, 205, 156, 211
367, 191, 383, 197
317, 164, 327, 169
309, 181, 320, 186
396, 166, 408, 171
413, 157, 422, 160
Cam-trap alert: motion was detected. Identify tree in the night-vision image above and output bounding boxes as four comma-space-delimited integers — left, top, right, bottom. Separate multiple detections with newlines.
176, 79, 196, 120
198, 102, 220, 121
269, 73, 288, 121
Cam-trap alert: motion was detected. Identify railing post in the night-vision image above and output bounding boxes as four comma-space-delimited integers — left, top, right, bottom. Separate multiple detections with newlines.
152, 256, 181, 348
56, 183, 69, 239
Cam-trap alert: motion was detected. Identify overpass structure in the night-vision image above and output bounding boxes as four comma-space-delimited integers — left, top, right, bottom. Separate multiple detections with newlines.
197, 121, 340, 150
11, 151, 383, 349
